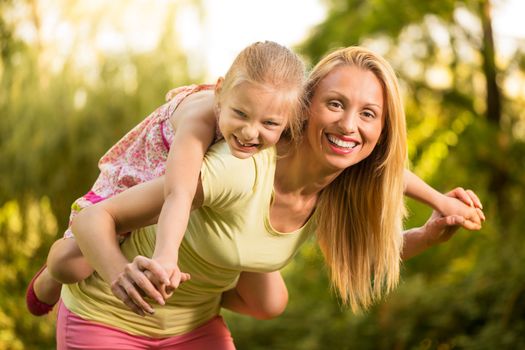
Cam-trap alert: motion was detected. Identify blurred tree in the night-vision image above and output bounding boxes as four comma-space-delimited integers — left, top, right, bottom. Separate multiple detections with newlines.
0, 0, 201, 348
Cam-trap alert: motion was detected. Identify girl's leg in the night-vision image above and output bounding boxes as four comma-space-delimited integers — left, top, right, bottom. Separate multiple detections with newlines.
221, 271, 288, 320
26, 265, 61, 315
47, 237, 93, 283
26, 238, 93, 316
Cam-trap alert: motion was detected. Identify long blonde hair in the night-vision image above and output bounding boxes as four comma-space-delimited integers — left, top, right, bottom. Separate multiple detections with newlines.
307, 47, 407, 312
217, 41, 306, 141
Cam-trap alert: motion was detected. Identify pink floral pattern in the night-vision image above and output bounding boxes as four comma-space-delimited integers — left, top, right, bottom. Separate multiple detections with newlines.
64, 84, 216, 238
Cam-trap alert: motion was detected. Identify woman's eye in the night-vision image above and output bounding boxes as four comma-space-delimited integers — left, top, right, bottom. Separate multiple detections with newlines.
327, 100, 343, 110
362, 110, 376, 119
264, 121, 280, 127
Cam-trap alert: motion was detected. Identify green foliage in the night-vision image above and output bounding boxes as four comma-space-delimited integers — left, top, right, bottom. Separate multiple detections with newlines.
0, 1, 197, 348
0, 198, 57, 350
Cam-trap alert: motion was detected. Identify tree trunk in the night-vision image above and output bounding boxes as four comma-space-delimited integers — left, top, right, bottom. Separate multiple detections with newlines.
479, 0, 501, 125
479, 0, 508, 215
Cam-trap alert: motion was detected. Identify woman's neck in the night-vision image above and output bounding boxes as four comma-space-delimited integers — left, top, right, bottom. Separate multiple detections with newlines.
275, 138, 342, 198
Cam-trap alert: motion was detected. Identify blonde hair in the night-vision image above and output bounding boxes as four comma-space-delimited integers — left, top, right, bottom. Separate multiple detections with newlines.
308, 47, 407, 312
217, 41, 306, 141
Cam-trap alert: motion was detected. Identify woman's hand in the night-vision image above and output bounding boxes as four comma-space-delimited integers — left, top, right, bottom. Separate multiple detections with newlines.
110, 256, 189, 316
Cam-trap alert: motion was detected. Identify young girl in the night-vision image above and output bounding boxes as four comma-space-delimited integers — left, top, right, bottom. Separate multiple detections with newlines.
27, 41, 481, 318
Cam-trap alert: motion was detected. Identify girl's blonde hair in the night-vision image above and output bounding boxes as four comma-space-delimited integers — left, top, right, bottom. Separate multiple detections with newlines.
217, 41, 306, 141
307, 47, 407, 312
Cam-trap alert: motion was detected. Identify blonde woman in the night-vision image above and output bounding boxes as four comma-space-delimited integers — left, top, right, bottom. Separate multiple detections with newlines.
63, 46, 484, 349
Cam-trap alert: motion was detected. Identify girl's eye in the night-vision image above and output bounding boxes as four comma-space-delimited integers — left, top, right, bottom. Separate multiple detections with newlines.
233, 109, 247, 118
264, 121, 280, 127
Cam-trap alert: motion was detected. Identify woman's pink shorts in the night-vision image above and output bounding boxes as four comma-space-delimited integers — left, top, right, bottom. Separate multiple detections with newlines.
56, 301, 236, 349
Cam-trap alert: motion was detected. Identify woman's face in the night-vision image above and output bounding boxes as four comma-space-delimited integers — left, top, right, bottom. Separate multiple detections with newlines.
305, 65, 385, 172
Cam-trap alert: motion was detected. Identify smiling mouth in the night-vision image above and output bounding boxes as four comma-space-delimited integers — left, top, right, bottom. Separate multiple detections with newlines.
234, 135, 260, 149
326, 134, 359, 149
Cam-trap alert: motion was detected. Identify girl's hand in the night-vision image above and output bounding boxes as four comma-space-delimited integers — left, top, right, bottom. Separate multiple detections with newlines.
437, 187, 485, 231
151, 255, 191, 299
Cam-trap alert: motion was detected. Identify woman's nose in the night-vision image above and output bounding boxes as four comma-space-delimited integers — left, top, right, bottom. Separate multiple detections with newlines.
338, 112, 358, 134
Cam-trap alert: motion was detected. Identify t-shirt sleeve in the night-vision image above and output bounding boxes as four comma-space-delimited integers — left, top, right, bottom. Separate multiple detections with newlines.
200, 141, 256, 210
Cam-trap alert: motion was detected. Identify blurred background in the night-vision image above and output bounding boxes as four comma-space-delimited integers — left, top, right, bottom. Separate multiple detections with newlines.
1, 0, 524, 348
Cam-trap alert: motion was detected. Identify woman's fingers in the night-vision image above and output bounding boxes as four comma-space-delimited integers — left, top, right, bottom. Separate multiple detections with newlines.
124, 266, 163, 306
461, 220, 482, 231
111, 276, 149, 316
143, 270, 170, 303
127, 257, 166, 305
424, 214, 459, 245
119, 272, 155, 313
111, 256, 194, 315
463, 207, 485, 228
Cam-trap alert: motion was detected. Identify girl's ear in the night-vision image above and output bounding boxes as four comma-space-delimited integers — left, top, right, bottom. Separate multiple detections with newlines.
215, 77, 224, 97
214, 77, 224, 116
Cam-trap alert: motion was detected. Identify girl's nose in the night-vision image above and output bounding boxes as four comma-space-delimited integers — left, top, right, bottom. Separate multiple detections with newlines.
241, 125, 258, 141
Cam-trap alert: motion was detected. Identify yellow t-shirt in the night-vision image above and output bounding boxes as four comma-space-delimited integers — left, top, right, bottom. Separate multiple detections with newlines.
61, 141, 315, 337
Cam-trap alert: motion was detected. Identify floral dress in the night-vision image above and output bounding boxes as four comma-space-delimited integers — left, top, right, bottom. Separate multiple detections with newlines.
63, 84, 217, 238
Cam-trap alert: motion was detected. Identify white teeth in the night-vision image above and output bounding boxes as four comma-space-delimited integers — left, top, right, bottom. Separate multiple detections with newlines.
327, 134, 357, 149
235, 136, 257, 147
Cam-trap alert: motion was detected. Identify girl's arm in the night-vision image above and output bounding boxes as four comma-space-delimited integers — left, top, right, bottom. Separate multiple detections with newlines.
403, 169, 484, 227
153, 90, 216, 294
71, 176, 202, 315
401, 188, 485, 260
72, 174, 206, 315
72, 177, 165, 283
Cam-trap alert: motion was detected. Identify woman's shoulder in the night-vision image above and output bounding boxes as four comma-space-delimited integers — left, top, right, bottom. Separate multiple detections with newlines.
201, 142, 276, 207
205, 142, 276, 173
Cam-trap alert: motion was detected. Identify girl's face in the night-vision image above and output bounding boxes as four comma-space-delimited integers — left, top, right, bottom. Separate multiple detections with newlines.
217, 81, 289, 159
305, 65, 385, 172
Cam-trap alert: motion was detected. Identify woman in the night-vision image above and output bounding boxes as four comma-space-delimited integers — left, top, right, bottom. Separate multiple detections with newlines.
64, 46, 484, 349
